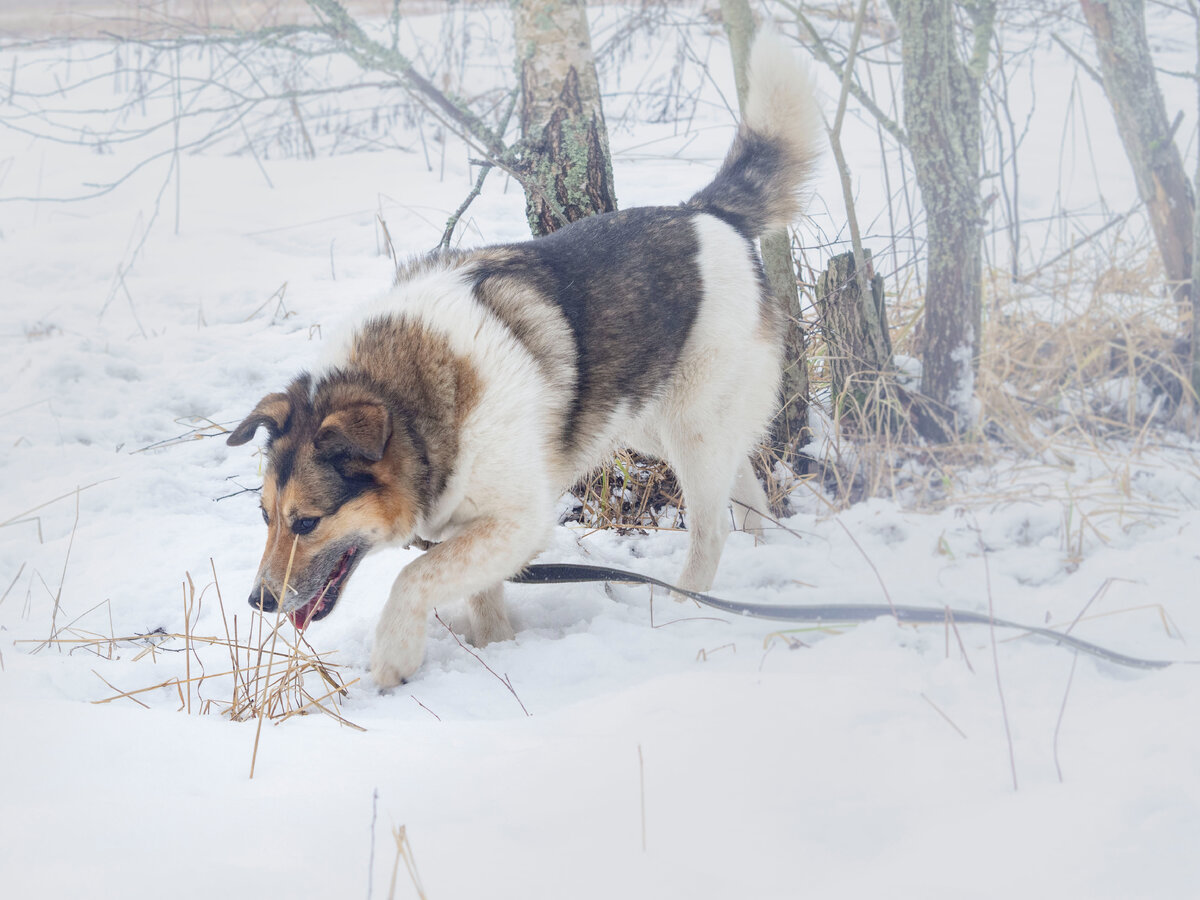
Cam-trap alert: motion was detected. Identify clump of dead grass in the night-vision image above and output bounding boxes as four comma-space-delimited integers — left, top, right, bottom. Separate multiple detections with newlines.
978, 288, 1188, 445
569, 243, 1197, 525
565, 448, 686, 532
27, 560, 361, 776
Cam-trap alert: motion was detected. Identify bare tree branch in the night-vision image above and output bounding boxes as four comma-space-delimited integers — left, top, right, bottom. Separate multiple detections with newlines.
303, 0, 505, 155
829, 0, 875, 305
1050, 32, 1104, 87
964, 0, 998, 82
781, 0, 909, 147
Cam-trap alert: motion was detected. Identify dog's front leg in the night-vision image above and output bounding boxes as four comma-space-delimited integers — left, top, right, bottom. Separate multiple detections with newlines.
371, 514, 546, 687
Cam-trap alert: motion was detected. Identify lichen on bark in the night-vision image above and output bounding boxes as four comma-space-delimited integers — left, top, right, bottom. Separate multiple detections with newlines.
512, 0, 616, 236
888, 0, 990, 430
1080, 0, 1194, 306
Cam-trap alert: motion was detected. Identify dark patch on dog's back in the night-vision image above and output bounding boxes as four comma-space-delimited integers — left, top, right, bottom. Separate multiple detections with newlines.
470, 207, 712, 451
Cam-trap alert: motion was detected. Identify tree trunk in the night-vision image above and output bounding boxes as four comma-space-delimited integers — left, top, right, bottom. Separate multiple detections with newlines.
1081, 0, 1194, 305
763, 229, 811, 454
815, 249, 891, 413
719, 0, 810, 457
1193, 41, 1200, 401
889, 0, 988, 432
1191, 9, 1200, 405
513, 0, 616, 236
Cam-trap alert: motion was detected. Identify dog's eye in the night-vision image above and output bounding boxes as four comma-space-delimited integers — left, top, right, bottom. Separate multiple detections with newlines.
292, 517, 320, 536
261, 508, 269, 525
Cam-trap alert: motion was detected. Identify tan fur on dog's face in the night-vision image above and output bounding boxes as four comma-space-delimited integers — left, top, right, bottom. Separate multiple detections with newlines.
229, 376, 425, 626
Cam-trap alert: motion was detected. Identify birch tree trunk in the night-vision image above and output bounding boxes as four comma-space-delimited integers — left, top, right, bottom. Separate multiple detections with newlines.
513, 0, 617, 236
719, 0, 810, 457
888, 0, 991, 434
1081, 0, 1194, 305
1191, 9, 1200, 402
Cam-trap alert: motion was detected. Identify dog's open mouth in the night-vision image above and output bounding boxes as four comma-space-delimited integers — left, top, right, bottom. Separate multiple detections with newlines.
287, 545, 359, 631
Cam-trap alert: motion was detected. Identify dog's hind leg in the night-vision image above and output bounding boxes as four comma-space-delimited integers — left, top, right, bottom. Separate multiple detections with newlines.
731, 456, 769, 538
665, 441, 741, 595
467, 583, 516, 648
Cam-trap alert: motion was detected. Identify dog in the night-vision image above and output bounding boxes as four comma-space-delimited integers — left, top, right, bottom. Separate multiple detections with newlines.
226, 32, 819, 687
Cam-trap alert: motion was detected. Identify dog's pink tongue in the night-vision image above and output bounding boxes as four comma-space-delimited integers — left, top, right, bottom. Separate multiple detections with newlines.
287, 602, 315, 632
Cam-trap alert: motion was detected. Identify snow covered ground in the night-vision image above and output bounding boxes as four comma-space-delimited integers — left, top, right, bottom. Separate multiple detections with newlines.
1, 5, 1199, 898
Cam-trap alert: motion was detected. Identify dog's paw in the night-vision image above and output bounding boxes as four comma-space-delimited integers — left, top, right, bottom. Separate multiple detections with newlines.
370, 630, 425, 688
370, 659, 407, 690
471, 616, 515, 648
672, 573, 714, 602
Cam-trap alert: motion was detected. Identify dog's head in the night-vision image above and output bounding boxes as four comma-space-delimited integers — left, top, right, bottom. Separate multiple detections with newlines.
227, 374, 425, 629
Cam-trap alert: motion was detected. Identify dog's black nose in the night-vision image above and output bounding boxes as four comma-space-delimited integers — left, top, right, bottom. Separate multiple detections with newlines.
249, 583, 279, 612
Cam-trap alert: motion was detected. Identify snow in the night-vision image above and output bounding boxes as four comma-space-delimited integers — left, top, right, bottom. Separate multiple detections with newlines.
2, 5, 1199, 898
948, 335, 978, 425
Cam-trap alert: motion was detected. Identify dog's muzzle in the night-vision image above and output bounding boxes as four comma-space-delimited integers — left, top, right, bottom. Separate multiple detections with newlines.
249, 582, 280, 613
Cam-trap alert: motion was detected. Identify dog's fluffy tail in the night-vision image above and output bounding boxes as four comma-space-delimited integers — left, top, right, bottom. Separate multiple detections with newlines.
687, 31, 820, 238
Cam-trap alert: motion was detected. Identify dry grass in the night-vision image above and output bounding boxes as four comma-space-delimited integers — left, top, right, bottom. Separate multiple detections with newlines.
0, 1, 446, 40
25, 560, 362, 775
979, 292, 1187, 443
567, 241, 1197, 531
386, 825, 428, 900
565, 448, 686, 532
796, 235, 1196, 497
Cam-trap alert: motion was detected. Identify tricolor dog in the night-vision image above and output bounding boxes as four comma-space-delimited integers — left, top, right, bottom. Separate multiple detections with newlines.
227, 32, 819, 686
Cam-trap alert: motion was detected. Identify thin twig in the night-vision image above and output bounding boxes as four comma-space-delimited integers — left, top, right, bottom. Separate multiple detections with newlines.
1051, 33, 1104, 88
977, 529, 1018, 791
91, 666, 246, 704
91, 669, 151, 709
1062, 577, 1127, 639
437, 89, 518, 251
1053, 652, 1079, 783
785, 0, 907, 145
945, 605, 976, 674
1016, 205, 1138, 283
799, 479, 896, 616
42, 488, 82, 650
638, 743, 647, 852
250, 534, 299, 779
211, 557, 253, 709
433, 609, 530, 716
182, 577, 192, 714
920, 692, 967, 739
438, 163, 493, 251
388, 826, 427, 900
367, 788, 379, 900
276, 677, 361, 722
0, 477, 117, 529
0, 562, 26, 608
826, 0, 874, 308
410, 695, 441, 721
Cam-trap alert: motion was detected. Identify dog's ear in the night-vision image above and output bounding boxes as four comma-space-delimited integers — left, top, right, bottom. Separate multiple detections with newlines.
314, 402, 391, 462
227, 393, 291, 446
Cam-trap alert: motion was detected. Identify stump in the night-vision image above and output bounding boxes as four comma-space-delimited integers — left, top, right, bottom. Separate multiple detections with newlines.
814, 249, 891, 417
